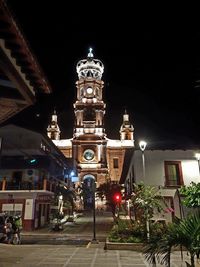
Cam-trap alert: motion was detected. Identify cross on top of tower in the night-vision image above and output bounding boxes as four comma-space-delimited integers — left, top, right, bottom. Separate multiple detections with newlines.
87, 47, 94, 59
76, 48, 104, 80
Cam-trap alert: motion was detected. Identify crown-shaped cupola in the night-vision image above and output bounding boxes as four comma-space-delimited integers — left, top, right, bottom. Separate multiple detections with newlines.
76, 48, 104, 80
120, 109, 134, 140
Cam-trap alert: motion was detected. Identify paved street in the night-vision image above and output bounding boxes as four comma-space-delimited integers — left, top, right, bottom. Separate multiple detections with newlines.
21, 211, 114, 244
0, 211, 194, 266
0, 244, 192, 267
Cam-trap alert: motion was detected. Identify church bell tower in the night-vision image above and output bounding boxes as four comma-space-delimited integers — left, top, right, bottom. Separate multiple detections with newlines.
72, 49, 108, 187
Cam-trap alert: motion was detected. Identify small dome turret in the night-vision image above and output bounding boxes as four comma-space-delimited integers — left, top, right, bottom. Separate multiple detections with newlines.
120, 109, 134, 140
47, 110, 61, 140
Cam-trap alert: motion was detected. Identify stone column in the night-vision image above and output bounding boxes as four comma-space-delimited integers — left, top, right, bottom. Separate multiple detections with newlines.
2, 177, 6, 190
43, 178, 47, 190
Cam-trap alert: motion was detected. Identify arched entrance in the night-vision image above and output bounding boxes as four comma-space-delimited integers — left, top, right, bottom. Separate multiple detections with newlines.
82, 174, 95, 209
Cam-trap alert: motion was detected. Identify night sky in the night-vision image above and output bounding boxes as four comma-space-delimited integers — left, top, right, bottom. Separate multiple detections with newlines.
4, 1, 200, 147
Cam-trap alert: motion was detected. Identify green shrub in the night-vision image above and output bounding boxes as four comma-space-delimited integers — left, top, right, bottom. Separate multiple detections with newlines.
108, 218, 145, 243
127, 236, 143, 243
150, 221, 167, 237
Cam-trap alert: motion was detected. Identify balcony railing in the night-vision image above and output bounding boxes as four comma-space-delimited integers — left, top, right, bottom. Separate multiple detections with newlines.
0, 180, 54, 192
5, 182, 43, 190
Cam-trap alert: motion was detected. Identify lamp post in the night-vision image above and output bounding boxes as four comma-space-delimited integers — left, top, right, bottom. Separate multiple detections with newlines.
139, 141, 147, 180
92, 180, 98, 243
139, 140, 150, 241
195, 153, 200, 175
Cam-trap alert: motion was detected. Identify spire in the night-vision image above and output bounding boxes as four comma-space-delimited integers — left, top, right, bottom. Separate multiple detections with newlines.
52, 109, 57, 122
120, 110, 134, 141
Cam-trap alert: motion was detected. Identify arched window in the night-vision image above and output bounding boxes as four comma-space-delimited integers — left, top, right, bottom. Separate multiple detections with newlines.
83, 108, 95, 121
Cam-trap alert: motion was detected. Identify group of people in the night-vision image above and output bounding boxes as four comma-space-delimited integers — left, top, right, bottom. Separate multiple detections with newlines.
4, 215, 22, 244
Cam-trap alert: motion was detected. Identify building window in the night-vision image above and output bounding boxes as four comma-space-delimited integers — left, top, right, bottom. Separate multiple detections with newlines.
164, 161, 183, 187
113, 158, 119, 169
83, 108, 95, 121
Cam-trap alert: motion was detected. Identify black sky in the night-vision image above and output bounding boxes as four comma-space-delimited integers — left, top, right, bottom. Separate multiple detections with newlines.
4, 1, 200, 146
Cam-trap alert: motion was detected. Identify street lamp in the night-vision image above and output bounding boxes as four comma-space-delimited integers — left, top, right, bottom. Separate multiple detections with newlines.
139, 140, 147, 180
139, 140, 150, 241
92, 180, 98, 243
70, 171, 75, 177
195, 153, 200, 175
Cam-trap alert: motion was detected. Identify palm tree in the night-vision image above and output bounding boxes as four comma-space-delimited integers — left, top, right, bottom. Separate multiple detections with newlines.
176, 213, 200, 267
143, 223, 175, 267
143, 213, 200, 267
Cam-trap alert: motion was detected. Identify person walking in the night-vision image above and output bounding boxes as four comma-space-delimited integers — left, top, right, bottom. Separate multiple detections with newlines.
5, 216, 13, 244
12, 215, 22, 244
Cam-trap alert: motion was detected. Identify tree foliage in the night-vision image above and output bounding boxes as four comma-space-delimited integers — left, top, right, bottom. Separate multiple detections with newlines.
96, 182, 123, 215
180, 182, 200, 208
131, 182, 163, 220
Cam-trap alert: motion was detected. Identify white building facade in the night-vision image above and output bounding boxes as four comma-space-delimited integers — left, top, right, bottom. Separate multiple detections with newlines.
123, 148, 200, 222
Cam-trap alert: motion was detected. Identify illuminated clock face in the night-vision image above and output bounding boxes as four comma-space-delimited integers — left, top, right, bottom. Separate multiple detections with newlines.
86, 87, 93, 94
83, 149, 95, 160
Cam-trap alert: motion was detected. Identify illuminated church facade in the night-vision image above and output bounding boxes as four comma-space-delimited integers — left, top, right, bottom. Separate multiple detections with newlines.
47, 49, 134, 188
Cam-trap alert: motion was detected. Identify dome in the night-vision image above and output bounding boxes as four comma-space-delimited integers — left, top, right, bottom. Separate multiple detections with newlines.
76, 48, 104, 80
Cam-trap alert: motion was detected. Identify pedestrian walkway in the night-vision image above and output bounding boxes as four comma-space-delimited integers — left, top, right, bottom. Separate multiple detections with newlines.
0, 243, 192, 267
0, 211, 195, 266
21, 211, 114, 241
